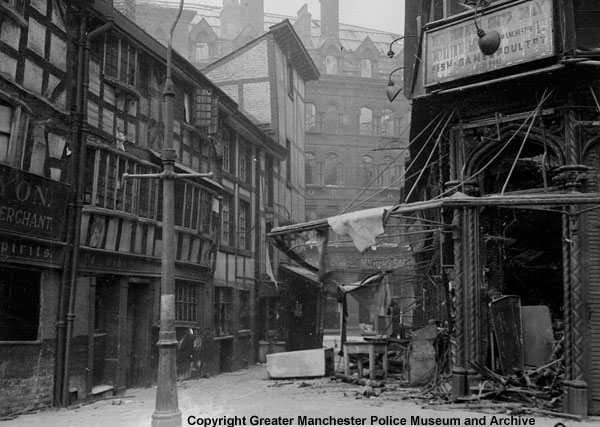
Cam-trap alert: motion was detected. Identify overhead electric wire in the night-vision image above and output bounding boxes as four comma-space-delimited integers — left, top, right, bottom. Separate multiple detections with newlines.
346, 154, 450, 213
500, 88, 549, 195
339, 109, 448, 215
432, 88, 554, 201
404, 109, 456, 202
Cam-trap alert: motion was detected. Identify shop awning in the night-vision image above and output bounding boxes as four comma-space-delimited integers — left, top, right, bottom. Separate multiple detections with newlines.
278, 263, 321, 287
269, 190, 600, 240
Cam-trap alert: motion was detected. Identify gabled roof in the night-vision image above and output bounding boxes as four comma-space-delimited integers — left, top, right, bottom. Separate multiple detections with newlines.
189, 17, 218, 43
354, 36, 381, 60
86, 3, 283, 158
202, 19, 319, 82
144, 1, 399, 56
269, 20, 320, 81
318, 35, 344, 56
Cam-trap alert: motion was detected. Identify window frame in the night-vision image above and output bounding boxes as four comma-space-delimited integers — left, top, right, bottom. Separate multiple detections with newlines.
214, 287, 233, 336
176, 281, 199, 324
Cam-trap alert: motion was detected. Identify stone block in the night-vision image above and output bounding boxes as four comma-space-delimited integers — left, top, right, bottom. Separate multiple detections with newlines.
267, 348, 334, 379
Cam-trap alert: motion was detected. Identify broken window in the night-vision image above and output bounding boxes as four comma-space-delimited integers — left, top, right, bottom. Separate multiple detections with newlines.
221, 193, 232, 247
239, 290, 250, 331
359, 154, 374, 187
325, 55, 337, 75
359, 107, 373, 135
324, 152, 339, 185
360, 59, 372, 78
85, 149, 159, 218
214, 287, 233, 336
194, 42, 209, 62
0, 268, 41, 341
0, 100, 29, 169
305, 151, 316, 185
176, 281, 199, 323
238, 199, 250, 250
305, 103, 316, 132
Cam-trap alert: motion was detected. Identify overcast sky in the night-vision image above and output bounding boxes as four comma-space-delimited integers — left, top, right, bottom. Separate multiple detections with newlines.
176, 0, 405, 33
264, 0, 405, 33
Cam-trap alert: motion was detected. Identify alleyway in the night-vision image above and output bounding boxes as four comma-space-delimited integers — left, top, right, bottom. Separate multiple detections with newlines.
6, 364, 598, 427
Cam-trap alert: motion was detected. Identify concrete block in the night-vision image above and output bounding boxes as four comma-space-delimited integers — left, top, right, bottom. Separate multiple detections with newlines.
267, 348, 334, 379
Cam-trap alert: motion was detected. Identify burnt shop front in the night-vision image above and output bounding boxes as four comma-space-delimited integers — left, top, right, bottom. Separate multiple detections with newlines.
406, 0, 600, 416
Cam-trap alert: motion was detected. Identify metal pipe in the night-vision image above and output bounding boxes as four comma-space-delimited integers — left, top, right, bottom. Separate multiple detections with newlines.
53, 12, 88, 408
61, 9, 114, 407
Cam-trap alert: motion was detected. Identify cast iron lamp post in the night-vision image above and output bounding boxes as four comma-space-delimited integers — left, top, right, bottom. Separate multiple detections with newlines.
122, 1, 212, 425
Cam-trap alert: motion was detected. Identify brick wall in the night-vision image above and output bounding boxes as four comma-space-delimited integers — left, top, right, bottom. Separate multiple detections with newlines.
0, 340, 55, 417
205, 40, 269, 83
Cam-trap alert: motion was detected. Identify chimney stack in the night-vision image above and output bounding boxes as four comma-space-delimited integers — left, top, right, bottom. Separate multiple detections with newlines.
319, 0, 339, 40
294, 4, 312, 47
241, 0, 265, 37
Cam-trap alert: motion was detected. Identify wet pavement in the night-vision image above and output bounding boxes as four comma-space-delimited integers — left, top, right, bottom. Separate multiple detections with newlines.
6, 364, 598, 427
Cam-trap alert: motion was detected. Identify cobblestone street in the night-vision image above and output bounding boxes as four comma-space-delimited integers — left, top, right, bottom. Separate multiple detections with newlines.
7, 365, 598, 427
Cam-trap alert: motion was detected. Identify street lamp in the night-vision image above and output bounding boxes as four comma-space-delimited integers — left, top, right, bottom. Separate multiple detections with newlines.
122, 1, 211, 426
386, 67, 408, 102
386, 35, 418, 59
472, 0, 501, 56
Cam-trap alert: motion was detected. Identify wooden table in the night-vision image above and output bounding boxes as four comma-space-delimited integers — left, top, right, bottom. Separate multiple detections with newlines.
343, 340, 389, 380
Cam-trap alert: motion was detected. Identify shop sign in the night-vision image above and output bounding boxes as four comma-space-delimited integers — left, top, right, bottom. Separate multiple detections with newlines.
424, 0, 554, 86
0, 164, 70, 240
327, 250, 414, 271
0, 234, 64, 266
80, 249, 160, 274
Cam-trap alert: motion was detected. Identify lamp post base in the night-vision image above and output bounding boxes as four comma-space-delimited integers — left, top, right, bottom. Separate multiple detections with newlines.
151, 410, 182, 427
152, 341, 180, 427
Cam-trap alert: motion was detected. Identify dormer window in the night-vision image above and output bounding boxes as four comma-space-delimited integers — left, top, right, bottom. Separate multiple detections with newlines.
194, 42, 209, 62
360, 59, 372, 78
325, 55, 337, 75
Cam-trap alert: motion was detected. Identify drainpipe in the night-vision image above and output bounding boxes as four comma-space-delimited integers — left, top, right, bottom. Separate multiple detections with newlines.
59, 9, 114, 407
53, 12, 87, 408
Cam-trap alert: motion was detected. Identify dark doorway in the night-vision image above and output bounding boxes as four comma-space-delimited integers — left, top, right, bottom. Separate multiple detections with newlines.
482, 207, 563, 319
126, 282, 153, 388
219, 339, 233, 373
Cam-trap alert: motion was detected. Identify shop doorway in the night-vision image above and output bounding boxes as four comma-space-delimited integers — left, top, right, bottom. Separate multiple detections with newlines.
92, 276, 153, 390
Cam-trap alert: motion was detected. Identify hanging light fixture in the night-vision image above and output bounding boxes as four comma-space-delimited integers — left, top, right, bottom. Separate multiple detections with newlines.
386, 67, 407, 102
387, 35, 418, 58
473, 0, 500, 56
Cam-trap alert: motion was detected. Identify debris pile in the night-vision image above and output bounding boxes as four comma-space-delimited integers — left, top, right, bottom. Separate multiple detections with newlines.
465, 357, 565, 411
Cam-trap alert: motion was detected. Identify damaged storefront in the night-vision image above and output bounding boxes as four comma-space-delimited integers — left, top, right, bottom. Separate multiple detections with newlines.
401, 0, 600, 417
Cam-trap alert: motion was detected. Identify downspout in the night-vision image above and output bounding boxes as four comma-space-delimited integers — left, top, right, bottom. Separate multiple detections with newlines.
60, 11, 114, 406
254, 145, 262, 360
54, 12, 88, 407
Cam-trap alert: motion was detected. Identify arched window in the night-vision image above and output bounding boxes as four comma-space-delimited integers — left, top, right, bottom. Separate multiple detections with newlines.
381, 155, 401, 187
306, 103, 316, 132
381, 109, 395, 136
359, 154, 374, 187
325, 104, 338, 133
325, 55, 337, 75
359, 107, 373, 135
324, 152, 339, 185
306, 151, 316, 185
194, 41, 210, 62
